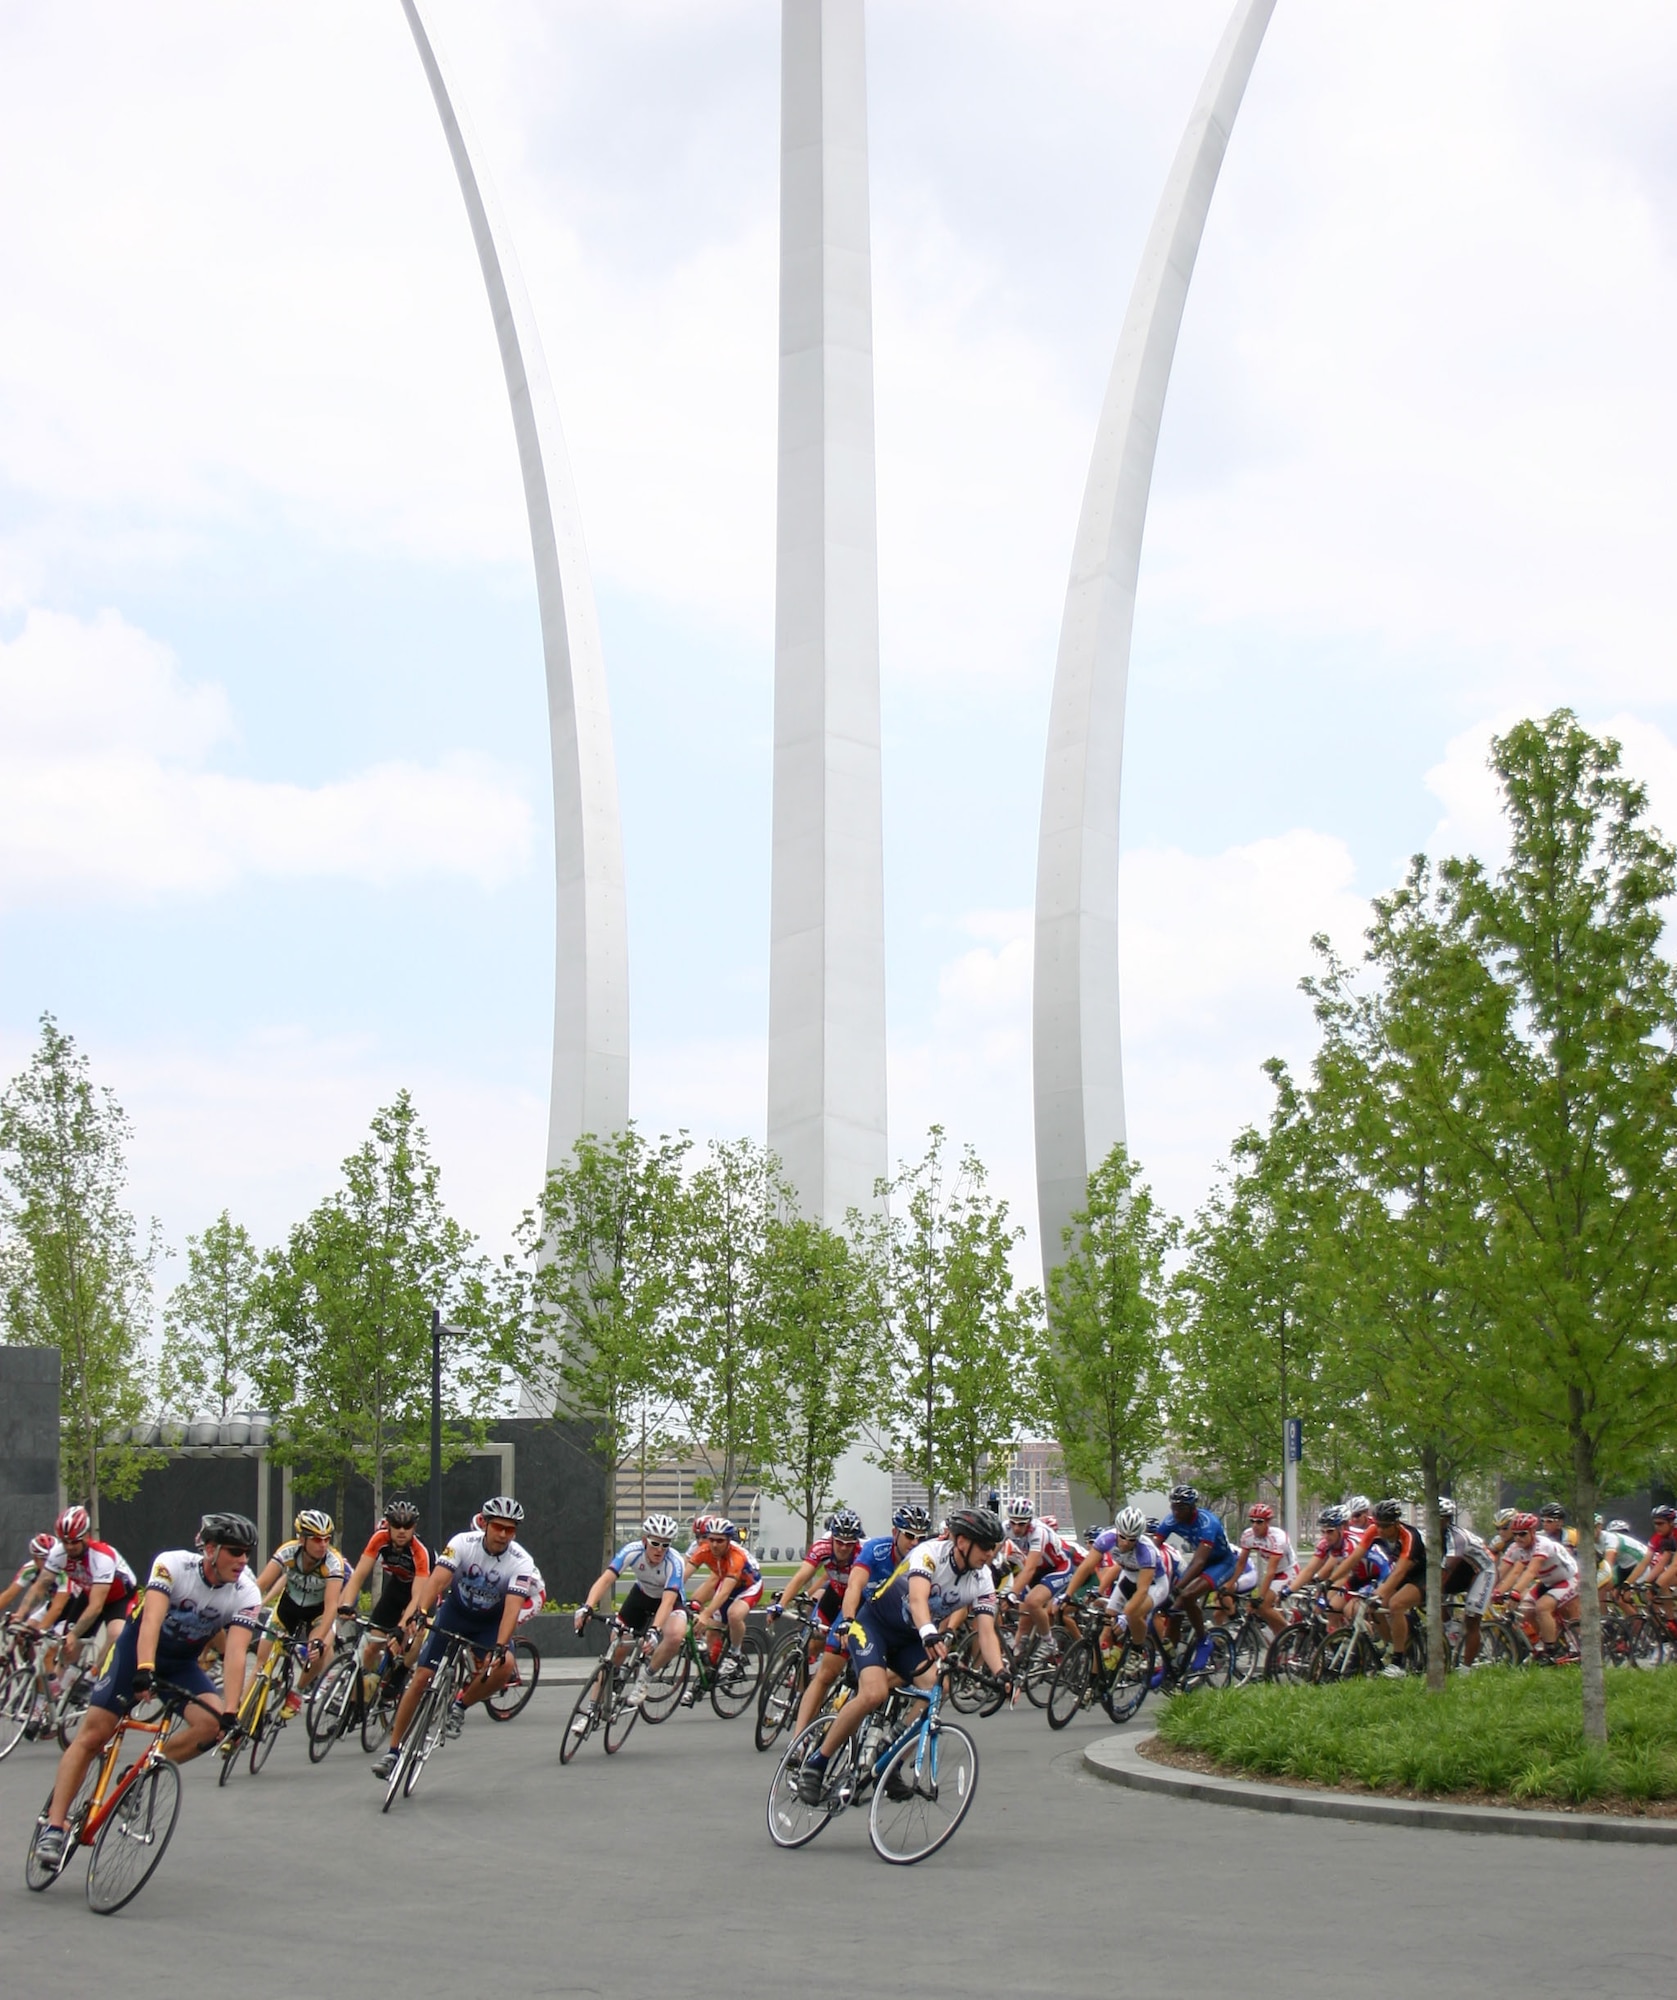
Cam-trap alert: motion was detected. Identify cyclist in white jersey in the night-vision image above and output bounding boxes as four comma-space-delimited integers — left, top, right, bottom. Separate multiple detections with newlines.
1497, 1512, 1579, 1654
1003, 1496, 1075, 1671
1436, 1498, 1496, 1666
575, 1515, 687, 1707
1101, 1508, 1176, 1648
1235, 1504, 1296, 1643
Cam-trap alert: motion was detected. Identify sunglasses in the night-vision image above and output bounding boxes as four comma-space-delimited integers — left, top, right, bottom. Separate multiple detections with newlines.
644, 1539, 669, 1551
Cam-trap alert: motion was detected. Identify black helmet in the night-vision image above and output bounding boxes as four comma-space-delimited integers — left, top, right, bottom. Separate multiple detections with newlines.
1373, 1499, 1404, 1524
828, 1508, 864, 1540
1169, 1484, 1200, 1509
892, 1503, 931, 1535
946, 1507, 1004, 1550
1539, 1501, 1566, 1521
383, 1500, 420, 1528
200, 1511, 258, 1554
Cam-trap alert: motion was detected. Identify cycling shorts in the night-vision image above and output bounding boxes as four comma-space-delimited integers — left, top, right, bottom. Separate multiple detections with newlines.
1201, 1552, 1241, 1589
1029, 1567, 1074, 1602
816, 1583, 845, 1627
273, 1591, 323, 1636
1462, 1567, 1495, 1617
845, 1603, 931, 1682
616, 1584, 667, 1634
87, 1617, 215, 1718
370, 1577, 413, 1631
1110, 1572, 1171, 1618
1536, 1579, 1579, 1611
418, 1593, 501, 1671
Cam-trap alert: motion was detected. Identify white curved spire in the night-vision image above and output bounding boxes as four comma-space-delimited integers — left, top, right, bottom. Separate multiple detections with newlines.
399, 1, 630, 1176
1033, 0, 1274, 1275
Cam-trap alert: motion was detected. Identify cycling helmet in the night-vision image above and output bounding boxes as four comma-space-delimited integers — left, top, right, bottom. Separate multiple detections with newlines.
1168, 1484, 1200, 1509
1345, 1494, 1372, 1517
29, 1532, 55, 1561
1437, 1497, 1457, 1522
1248, 1502, 1274, 1524
641, 1513, 679, 1542
1652, 1504, 1677, 1523
479, 1495, 524, 1524
1044, 1516, 1060, 1531
1373, 1499, 1404, 1524
828, 1508, 863, 1541
1006, 1494, 1035, 1525
892, 1503, 931, 1535
1492, 1506, 1517, 1528
55, 1505, 91, 1544
1318, 1506, 1347, 1530
294, 1508, 334, 1539
1607, 1519, 1633, 1534
1084, 1525, 1108, 1544
383, 1500, 420, 1529
200, 1511, 258, 1554
1114, 1506, 1148, 1539
707, 1518, 737, 1541
946, 1507, 1005, 1549
1539, 1501, 1566, 1522
1509, 1512, 1540, 1536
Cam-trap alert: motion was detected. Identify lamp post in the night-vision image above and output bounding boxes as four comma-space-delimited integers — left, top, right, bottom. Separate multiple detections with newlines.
429, 1309, 443, 1559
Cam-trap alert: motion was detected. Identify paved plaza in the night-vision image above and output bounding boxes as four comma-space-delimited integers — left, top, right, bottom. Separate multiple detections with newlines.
1, 1693, 1672, 1997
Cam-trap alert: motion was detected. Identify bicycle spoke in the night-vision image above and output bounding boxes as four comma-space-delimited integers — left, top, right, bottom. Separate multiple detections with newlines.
868, 1723, 979, 1865
86, 1760, 182, 1914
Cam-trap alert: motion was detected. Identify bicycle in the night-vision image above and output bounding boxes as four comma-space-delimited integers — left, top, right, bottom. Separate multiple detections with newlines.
766, 1660, 986, 1865
646, 1602, 766, 1722
24, 1678, 217, 1913
380, 1626, 500, 1811
755, 1596, 826, 1752
217, 1616, 317, 1782
305, 1614, 410, 1763
1046, 1609, 1150, 1729
484, 1634, 541, 1719
561, 1608, 647, 1761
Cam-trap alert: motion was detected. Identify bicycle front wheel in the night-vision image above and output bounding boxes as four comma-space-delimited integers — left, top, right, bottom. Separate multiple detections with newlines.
307, 1656, 358, 1763
1046, 1639, 1092, 1731
603, 1670, 640, 1755
363, 1667, 402, 1752
87, 1760, 181, 1914
755, 1640, 806, 1752
868, 1722, 979, 1866
249, 1668, 289, 1774
710, 1634, 765, 1720
1230, 1618, 1268, 1686
560, 1669, 603, 1765
0, 1667, 33, 1760
485, 1640, 541, 1721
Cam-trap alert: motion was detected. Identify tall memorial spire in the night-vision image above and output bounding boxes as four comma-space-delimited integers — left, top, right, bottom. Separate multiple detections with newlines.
1032, 0, 1273, 1276
399, 0, 630, 1181
768, 0, 888, 1224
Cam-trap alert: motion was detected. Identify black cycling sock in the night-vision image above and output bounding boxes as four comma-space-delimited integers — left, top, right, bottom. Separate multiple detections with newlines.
806, 1748, 828, 1772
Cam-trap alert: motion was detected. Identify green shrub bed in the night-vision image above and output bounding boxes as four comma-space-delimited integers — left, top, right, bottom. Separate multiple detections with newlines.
1153, 1667, 1677, 1807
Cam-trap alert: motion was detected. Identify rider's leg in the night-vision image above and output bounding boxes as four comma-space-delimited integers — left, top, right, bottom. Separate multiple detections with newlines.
46, 1704, 118, 1827
793, 1648, 845, 1736
816, 1663, 891, 1761
647, 1608, 686, 1672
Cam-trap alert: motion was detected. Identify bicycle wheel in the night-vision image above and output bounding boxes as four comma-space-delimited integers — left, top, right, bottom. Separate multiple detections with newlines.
560, 1666, 605, 1765
754, 1639, 807, 1752
1021, 1632, 1064, 1709
1046, 1639, 1092, 1731
0, 1667, 33, 1760
638, 1643, 689, 1725
604, 1668, 640, 1754
363, 1665, 403, 1752
1186, 1628, 1236, 1692
868, 1722, 979, 1866
485, 1639, 541, 1720
766, 1719, 853, 1850
1230, 1618, 1267, 1686
307, 1655, 359, 1763
249, 1665, 290, 1773
402, 1674, 455, 1798
86, 1760, 181, 1914
710, 1633, 765, 1720
1265, 1624, 1319, 1685
944, 1635, 985, 1715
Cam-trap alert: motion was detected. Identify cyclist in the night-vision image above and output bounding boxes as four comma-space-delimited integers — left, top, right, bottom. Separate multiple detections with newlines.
1624, 1505, 1677, 1597
683, 1517, 763, 1670
1003, 1495, 1076, 1671
252, 1509, 349, 1712
1099, 1506, 1176, 1654
0, 1533, 59, 1623
574, 1513, 687, 1711
796, 1506, 1009, 1806
24, 1507, 138, 1699
32, 1513, 261, 1875
1538, 1501, 1575, 1550
1235, 1502, 1296, 1644
1284, 1506, 1347, 1602
1497, 1511, 1579, 1656
768, 1508, 865, 1638
373, 1496, 535, 1777
1436, 1498, 1496, 1667
1601, 1518, 1649, 1603
789, 1504, 929, 1741
338, 1500, 430, 1689
1151, 1486, 1237, 1659
1335, 1499, 1425, 1675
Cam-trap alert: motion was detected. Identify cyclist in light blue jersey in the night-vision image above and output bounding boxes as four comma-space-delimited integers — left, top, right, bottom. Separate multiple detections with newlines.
576, 1514, 688, 1705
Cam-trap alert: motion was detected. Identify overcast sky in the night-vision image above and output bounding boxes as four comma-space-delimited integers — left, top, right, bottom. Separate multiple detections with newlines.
4, 1, 1676, 1280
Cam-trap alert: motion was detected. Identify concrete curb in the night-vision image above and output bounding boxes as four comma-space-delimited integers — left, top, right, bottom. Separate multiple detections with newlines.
1082, 1733, 1677, 1845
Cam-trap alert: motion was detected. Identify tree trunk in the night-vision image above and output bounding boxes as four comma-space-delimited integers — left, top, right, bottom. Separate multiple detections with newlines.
1571, 1429, 1606, 1744
1421, 1443, 1445, 1692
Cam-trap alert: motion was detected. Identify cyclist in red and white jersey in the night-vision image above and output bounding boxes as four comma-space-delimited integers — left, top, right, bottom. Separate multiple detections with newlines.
1624, 1505, 1677, 1598
0, 1534, 58, 1623
22, 1507, 137, 1688
1003, 1495, 1074, 1672
1235, 1504, 1296, 1642
1497, 1512, 1579, 1654
767, 1508, 864, 1635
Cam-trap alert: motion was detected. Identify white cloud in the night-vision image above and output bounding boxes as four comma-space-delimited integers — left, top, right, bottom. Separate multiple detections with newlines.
0, 609, 532, 904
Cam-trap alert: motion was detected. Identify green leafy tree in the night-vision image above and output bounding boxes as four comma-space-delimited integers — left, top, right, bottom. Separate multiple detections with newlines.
504, 1126, 687, 1561
666, 1138, 784, 1524
868, 1129, 1038, 1519
1042, 1144, 1177, 1520
1360, 714, 1677, 1739
258, 1092, 500, 1524
159, 1211, 266, 1425
0, 1015, 158, 1528
755, 1214, 886, 1544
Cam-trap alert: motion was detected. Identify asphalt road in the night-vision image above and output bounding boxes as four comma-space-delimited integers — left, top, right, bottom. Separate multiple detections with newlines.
1, 1690, 1671, 1999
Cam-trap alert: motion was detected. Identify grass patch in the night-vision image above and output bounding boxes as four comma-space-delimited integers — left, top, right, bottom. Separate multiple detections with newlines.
1155, 1667, 1677, 1806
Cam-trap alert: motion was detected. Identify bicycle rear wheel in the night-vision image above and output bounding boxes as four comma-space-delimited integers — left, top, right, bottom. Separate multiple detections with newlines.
249, 1666, 290, 1773
710, 1634, 765, 1720
868, 1722, 978, 1865
638, 1645, 689, 1725
766, 1719, 852, 1850
1230, 1618, 1267, 1686
363, 1665, 403, 1752
1102, 1637, 1151, 1723
603, 1669, 640, 1754
306, 1655, 358, 1763
485, 1639, 541, 1721
0, 1667, 33, 1760
1046, 1639, 1092, 1731
754, 1639, 806, 1752
1265, 1623, 1320, 1685
86, 1760, 181, 1914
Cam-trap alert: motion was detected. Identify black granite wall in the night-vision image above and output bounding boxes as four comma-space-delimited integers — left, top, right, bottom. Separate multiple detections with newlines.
0, 1346, 60, 1560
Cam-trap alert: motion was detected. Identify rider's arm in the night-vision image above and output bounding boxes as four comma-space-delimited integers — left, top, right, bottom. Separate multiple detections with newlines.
581, 1566, 620, 1615
132, 1582, 172, 1673
340, 1554, 374, 1606
1011, 1548, 1043, 1597
652, 1585, 680, 1636
775, 1560, 818, 1614
1061, 1550, 1102, 1599
66, 1577, 112, 1645
253, 1558, 284, 1599
1174, 1541, 1210, 1588
222, 1618, 254, 1697
403, 1558, 449, 1628
495, 1591, 527, 1648
906, 1574, 943, 1652
40, 1584, 72, 1630
313, 1567, 345, 1642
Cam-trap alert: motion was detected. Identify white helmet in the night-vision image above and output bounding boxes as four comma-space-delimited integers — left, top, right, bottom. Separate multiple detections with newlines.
1115, 1506, 1147, 1538
1345, 1494, 1373, 1517
1006, 1494, 1035, 1525
641, 1514, 679, 1541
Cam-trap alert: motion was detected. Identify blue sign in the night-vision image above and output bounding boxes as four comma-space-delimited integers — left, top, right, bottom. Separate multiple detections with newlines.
1284, 1417, 1303, 1466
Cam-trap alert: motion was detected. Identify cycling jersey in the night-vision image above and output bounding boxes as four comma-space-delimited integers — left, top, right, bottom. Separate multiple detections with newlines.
1107, 1535, 1175, 1583
269, 1538, 349, 1608
609, 1539, 684, 1599
802, 1535, 861, 1597
1012, 1518, 1072, 1581
44, 1538, 136, 1603
1239, 1526, 1297, 1573
1356, 1521, 1427, 1583
437, 1529, 539, 1615
686, 1542, 762, 1590
142, 1549, 264, 1648
7, 1559, 45, 1593
1645, 1527, 1677, 1569
1442, 1525, 1494, 1574
865, 1535, 997, 1628
1513, 1533, 1578, 1592
1600, 1530, 1646, 1577
1153, 1508, 1233, 1565
360, 1527, 431, 1584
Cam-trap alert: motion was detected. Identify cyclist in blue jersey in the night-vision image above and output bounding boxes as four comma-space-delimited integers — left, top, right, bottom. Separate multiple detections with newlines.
788, 1504, 930, 1741
575, 1513, 688, 1708
1153, 1485, 1236, 1659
